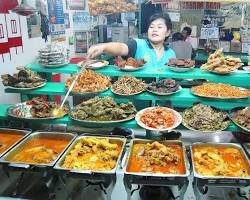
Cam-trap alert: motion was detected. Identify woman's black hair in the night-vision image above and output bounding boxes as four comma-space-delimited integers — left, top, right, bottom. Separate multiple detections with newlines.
148, 13, 172, 30
183, 27, 192, 36
172, 32, 184, 42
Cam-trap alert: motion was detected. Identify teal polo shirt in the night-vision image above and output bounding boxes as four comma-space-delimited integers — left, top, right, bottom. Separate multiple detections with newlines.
126, 38, 176, 67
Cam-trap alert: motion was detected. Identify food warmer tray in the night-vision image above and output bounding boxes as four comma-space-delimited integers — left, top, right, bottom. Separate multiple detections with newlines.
0, 131, 76, 170
191, 143, 250, 186
54, 134, 127, 177
242, 143, 250, 158
0, 128, 32, 158
123, 139, 189, 178
123, 139, 189, 200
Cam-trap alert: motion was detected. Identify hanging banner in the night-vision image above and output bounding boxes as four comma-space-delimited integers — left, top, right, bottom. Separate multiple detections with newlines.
0, 13, 23, 62
48, 0, 66, 42
180, 2, 220, 10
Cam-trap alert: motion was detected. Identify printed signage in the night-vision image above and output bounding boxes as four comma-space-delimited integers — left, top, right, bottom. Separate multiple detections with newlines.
48, 0, 66, 42
200, 27, 219, 39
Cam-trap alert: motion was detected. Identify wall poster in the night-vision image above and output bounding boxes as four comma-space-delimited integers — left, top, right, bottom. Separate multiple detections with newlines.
48, 0, 66, 42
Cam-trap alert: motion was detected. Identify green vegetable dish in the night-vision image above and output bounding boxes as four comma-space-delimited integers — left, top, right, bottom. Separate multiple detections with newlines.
182, 103, 230, 132
70, 96, 137, 122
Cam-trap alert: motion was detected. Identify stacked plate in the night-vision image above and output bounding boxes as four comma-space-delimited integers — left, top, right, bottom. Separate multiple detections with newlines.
38, 44, 69, 67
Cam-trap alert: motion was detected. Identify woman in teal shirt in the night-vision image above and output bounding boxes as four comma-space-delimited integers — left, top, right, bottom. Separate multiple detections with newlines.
87, 13, 176, 66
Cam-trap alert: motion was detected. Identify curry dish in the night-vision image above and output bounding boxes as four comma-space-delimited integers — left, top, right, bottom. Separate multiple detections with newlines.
8, 137, 70, 164
0, 132, 24, 154
127, 141, 185, 174
193, 146, 250, 177
61, 138, 122, 171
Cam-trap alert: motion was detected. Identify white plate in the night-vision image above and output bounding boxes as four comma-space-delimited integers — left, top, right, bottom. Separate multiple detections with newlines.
78, 60, 109, 70
116, 64, 146, 72
209, 69, 237, 75
5, 82, 46, 90
168, 65, 195, 72
135, 107, 182, 131
243, 67, 250, 73
147, 85, 182, 96
110, 86, 145, 96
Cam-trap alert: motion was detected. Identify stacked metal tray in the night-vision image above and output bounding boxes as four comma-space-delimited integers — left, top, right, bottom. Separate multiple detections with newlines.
38, 44, 69, 67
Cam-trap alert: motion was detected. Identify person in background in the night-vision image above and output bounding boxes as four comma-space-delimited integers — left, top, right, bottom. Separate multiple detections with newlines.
181, 26, 192, 44
87, 13, 176, 66
170, 32, 192, 59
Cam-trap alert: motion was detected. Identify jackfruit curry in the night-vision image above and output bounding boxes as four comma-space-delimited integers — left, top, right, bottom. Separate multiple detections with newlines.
127, 141, 185, 174
0, 132, 24, 155
61, 138, 122, 171
193, 146, 250, 177
7, 137, 70, 164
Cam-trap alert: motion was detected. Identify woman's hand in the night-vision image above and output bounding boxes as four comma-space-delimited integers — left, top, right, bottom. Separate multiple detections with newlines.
87, 42, 129, 58
87, 44, 105, 59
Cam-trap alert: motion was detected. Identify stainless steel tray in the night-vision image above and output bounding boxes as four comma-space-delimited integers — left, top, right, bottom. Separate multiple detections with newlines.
229, 107, 250, 133
7, 102, 68, 120
123, 139, 189, 178
69, 113, 135, 124
243, 143, 250, 158
0, 128, 31, 158
54, 135, 126, 175
181, 117, 230, 133
0, 131, 76, 169
191, 87, 250, 100
191, 142, 250, 180
5, 82, 46, 90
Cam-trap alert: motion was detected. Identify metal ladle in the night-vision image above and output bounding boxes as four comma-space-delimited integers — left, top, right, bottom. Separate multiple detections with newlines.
52, 59, 92, 117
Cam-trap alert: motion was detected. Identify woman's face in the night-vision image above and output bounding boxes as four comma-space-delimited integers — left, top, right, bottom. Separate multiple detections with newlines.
147, 18, 170, 44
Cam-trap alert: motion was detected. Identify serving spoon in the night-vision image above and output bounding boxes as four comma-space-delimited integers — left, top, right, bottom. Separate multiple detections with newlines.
52, 59, 92, 117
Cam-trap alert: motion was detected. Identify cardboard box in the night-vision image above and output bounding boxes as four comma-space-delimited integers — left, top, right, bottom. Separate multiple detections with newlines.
219, 41, 230, 52
242, 43, 250, 53
230, 41, 242, 52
